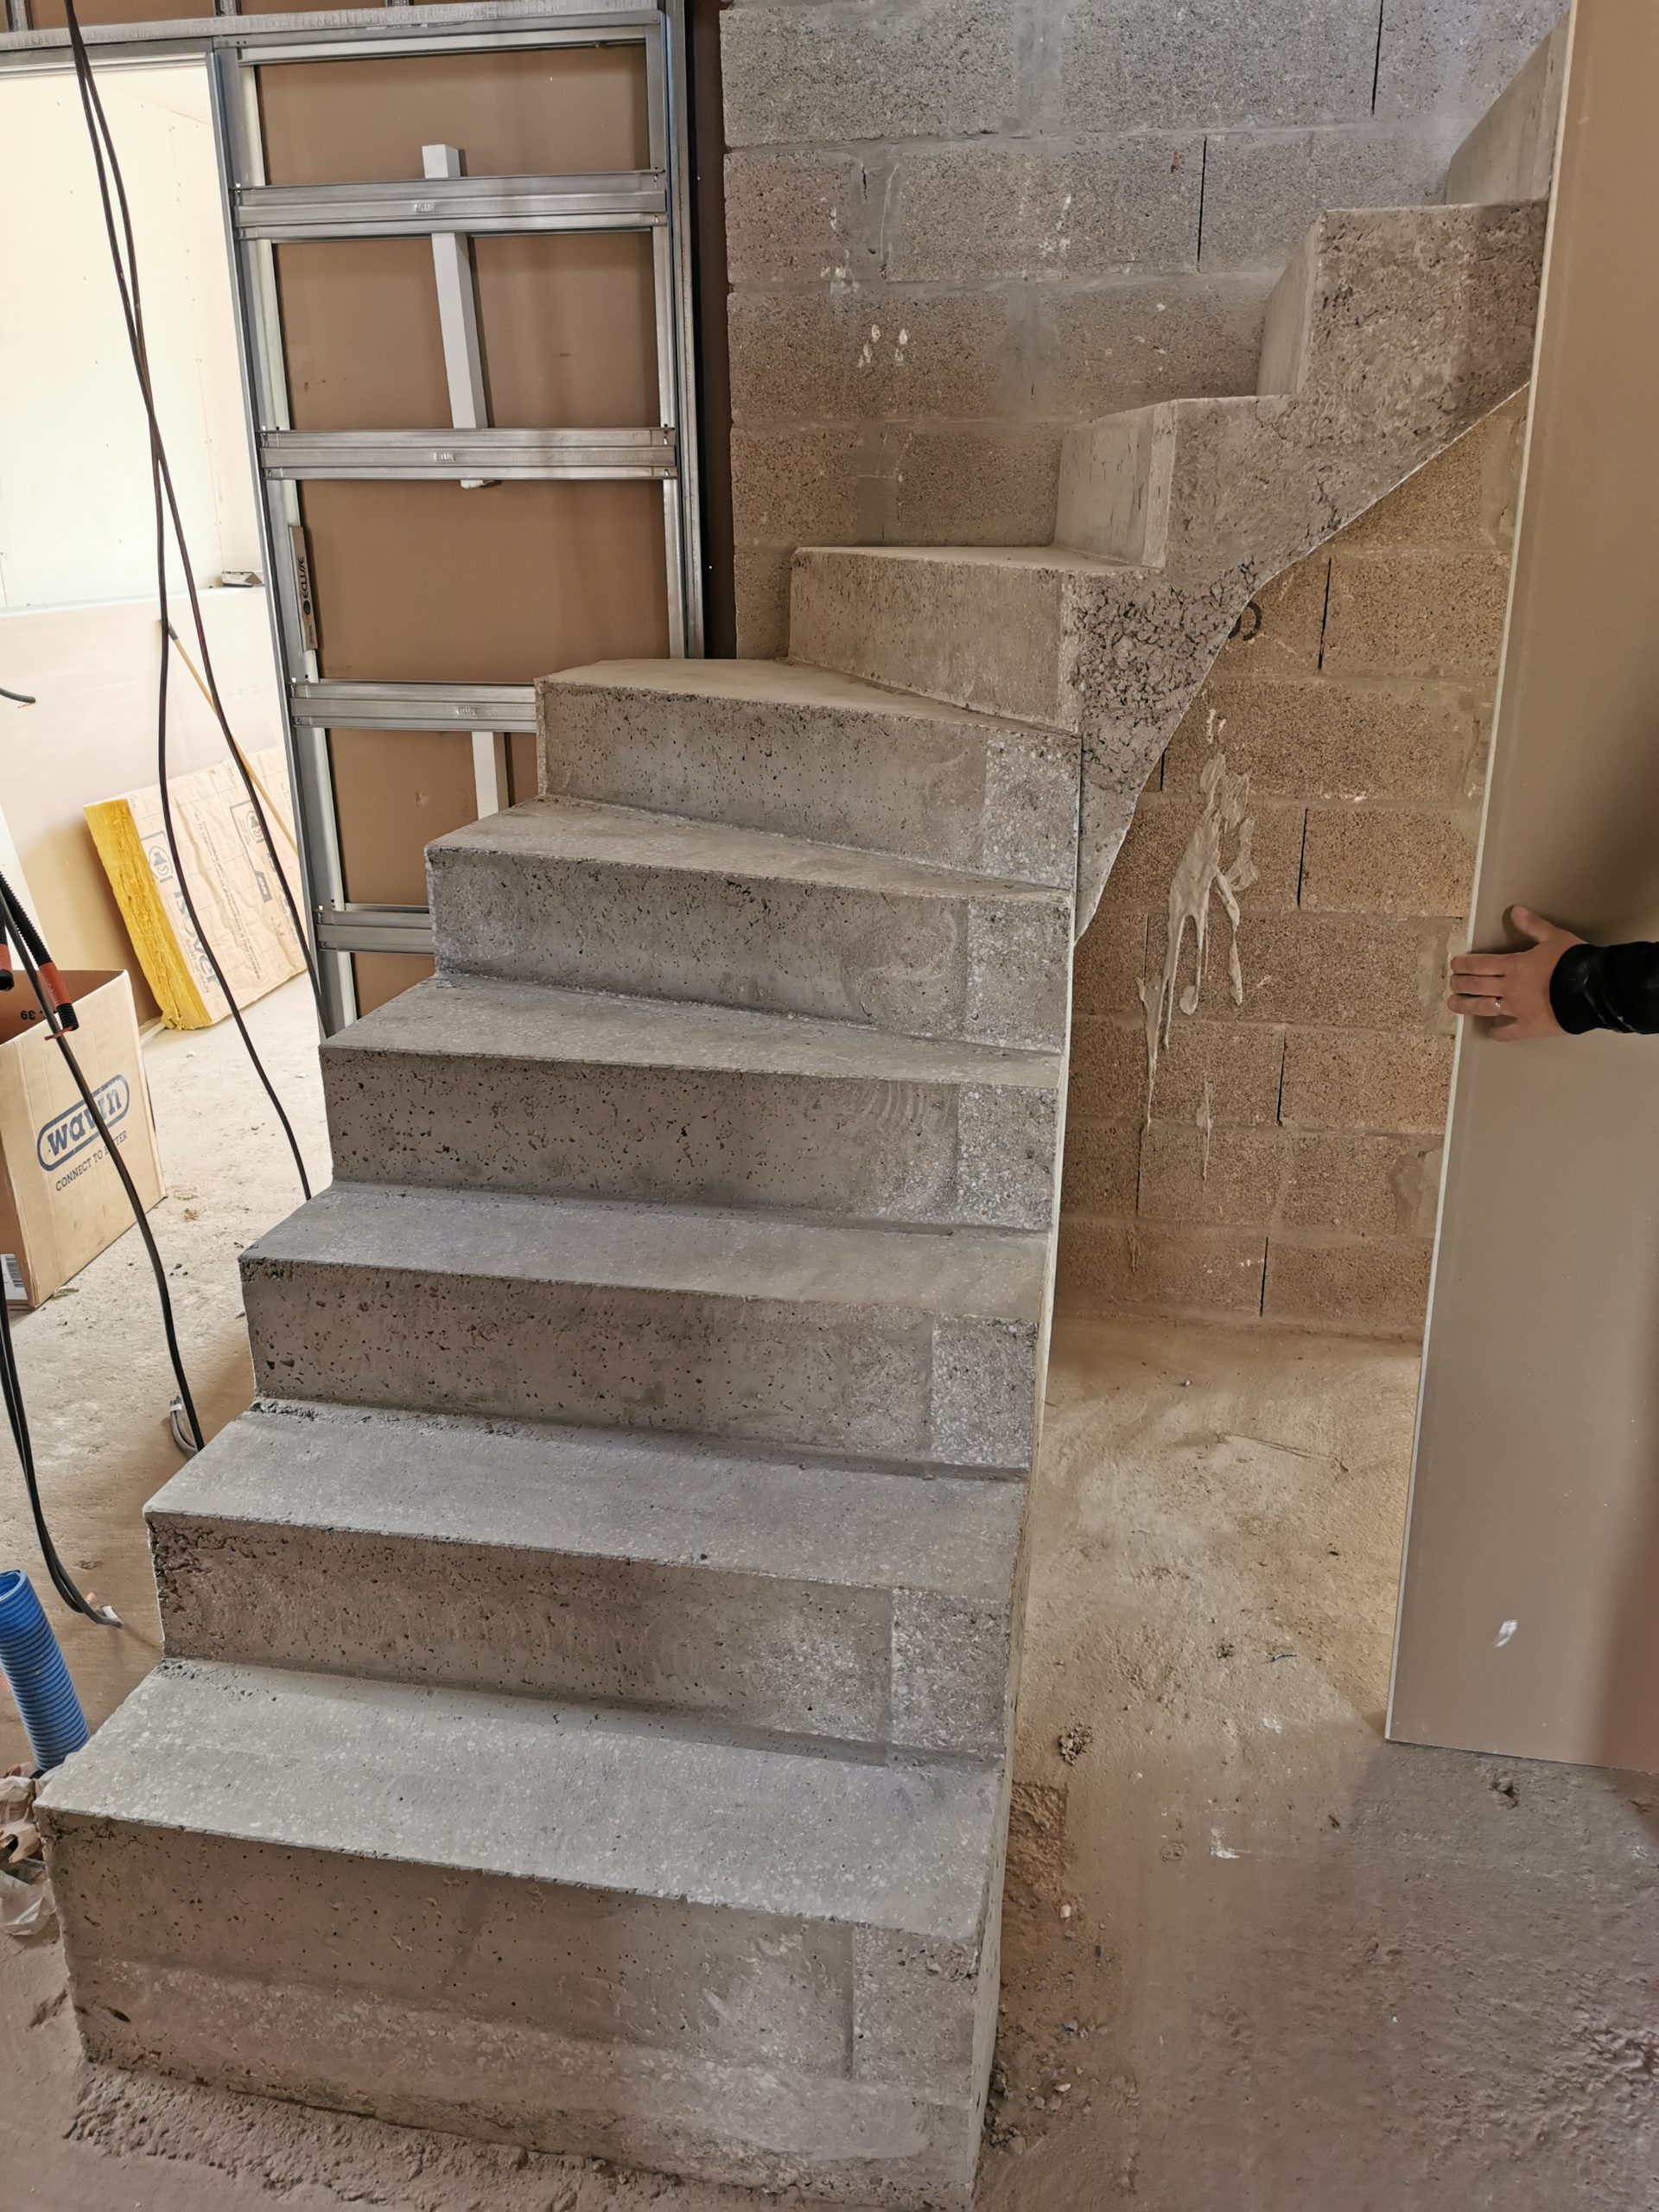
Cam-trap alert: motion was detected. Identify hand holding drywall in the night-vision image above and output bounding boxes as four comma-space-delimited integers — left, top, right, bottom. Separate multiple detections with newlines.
1446, 908, 1583, 1039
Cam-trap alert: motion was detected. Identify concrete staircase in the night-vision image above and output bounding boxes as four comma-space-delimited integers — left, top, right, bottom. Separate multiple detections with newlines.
40, 54, 1554, 2212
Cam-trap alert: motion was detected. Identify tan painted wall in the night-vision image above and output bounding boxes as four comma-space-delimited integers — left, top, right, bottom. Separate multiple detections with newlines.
1058, 397, 1526, 1337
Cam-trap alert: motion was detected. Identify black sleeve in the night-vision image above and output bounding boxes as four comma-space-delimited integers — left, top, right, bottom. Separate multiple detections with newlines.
1549, 942, 1659, 1034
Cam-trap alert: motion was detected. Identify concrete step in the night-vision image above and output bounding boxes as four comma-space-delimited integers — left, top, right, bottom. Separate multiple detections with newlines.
242, 1182, 1049, 1468
786, 543, 1122, 736
1256, 200, 1545, 406
426, 797, 1072, 1053
39, 1660, 1000, 2206
538, 658, 1079, 889
149, 1399, 1025, 1756
321, 974, 1065, 1230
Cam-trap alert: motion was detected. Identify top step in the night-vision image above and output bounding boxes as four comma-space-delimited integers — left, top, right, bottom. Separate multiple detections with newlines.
540, 659, 1079, 890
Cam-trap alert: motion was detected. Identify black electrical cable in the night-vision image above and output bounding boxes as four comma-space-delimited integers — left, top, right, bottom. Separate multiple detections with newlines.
0, 684, 35, 708
0, 1284, 112, 1624
0, 873, 204, 1456
59, 0, 321, 1202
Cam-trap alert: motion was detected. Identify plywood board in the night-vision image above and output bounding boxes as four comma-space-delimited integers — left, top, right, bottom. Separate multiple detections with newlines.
300, 479, 670, 683
276, 234, 658, 433
27, 0, 211, 23
256, 48, 649, 186
1389, 0, 1659, 1772
353, 951, 435, 1016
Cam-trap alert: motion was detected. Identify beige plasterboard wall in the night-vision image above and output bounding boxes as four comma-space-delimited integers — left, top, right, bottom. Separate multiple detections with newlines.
1389, 0, 1659, 1772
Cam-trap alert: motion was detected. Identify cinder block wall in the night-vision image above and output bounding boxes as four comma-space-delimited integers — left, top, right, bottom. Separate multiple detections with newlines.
1058, 395, 1527, 1338
721, 0, 1560, 653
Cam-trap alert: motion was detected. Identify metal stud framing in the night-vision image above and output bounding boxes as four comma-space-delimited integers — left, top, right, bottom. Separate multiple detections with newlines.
0, 1, 702, 1033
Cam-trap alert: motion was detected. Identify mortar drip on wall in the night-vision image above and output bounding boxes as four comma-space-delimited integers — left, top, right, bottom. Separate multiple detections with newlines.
1139, 717, 1257, 1128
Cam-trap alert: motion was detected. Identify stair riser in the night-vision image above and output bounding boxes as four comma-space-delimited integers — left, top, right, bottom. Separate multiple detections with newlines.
427, 849, 1071, 1054
539, 678, 1079, 889
151, 1513, 1014, 1757
322, 1047, 1060, 1230
243, 1257, 1040, 1468
787, 552, 1078, 733
48, 1821, 987, 2209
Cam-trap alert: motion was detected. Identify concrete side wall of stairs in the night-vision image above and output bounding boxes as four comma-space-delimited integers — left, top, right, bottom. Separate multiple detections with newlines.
1060, 394, 1528, 1338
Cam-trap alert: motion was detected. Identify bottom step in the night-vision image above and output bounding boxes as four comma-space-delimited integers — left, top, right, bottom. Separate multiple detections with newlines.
41, 1662, 1003, 2209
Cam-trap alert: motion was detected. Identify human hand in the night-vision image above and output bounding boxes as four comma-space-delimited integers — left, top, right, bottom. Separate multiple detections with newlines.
1446, 906, 1583, 1039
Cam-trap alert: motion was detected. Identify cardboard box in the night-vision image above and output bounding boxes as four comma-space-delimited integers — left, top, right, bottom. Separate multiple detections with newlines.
85, 748, 305, 1030
0, 971, 164, 1308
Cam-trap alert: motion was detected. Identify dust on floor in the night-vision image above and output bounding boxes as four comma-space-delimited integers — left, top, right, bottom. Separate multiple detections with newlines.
2, 981, 1655, 2209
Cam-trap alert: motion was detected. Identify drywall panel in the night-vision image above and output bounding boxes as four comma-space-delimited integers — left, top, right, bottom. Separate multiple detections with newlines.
256, 48, 649, 186
276, 234, 658, 432
0, 67, 259, 608
27, 0, 211, 23
300, 479, 670, 683
0, 590, 286, 1022
353, 952, 435, 1015
1390, 0, 1659, 1771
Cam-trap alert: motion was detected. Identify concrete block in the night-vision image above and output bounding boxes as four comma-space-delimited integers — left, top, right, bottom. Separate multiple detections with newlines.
1299, 805, 1478, 918
1105, 791, 1306, 914
734, 543, 792, 658
1338, 391, 1527, 552
1443, 16, 1568, 204
731, 425, 864, 545
324, 977, 1064, 1230
149, 1403, 1025, 1754
1201, 119, 1465, 272
724, 150, 876, 287
729, 288, 1021, 423
1160, 675, 1486, 805
1375, 0, 1568, 124
1211, 557, 1332, 679
1138, 1122, 1285, 1230
1280, 1028, 1453, 1135
1322, 549, 1513, 678
886, 137, 1201, 283
1051, 0, 1382, 130
853, 1927, 984, 2095
1211, 913, 1452, 1030
538, 659, 1081, 887
242, 1185, 1047, 1467
428, 800, 1073, 1053
1057, 1216, 1267, 1318
1262, 1232, 1434, 1337
1033, 275, 1273, 416
722, 0, 1026, 149
1071, 912, 1147, 1020
1059, 1118, 1141, 1217
891, 1589, 1013, 1756
1281, 1130, 1444, 1237
887, 425, 1063, 547
1150, 1018, 1288, 1129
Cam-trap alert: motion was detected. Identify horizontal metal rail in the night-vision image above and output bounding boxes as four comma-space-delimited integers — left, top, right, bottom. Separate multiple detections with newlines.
0, 6, 659, 67
290, 681, 539, 733
315, 903, 435, 956
236, 170, 664, 240
261, 426, 675, 480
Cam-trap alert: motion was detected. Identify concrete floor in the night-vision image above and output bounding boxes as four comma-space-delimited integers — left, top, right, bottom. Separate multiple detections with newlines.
3, 979, 1656, 2209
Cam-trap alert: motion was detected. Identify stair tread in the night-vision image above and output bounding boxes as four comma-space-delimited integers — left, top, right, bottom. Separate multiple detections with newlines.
793, 543, 1129, 578
433, 796, 1070, 905
152, 1400, 1026, 1596
247, 1183, 1049, 1324
42, 1660, 999, 1939
326, 974, 1064, 1090
545, 655, 1065, 735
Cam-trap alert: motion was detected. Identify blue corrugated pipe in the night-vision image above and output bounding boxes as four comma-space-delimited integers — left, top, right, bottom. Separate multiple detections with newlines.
0, 1568, 87, 1771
